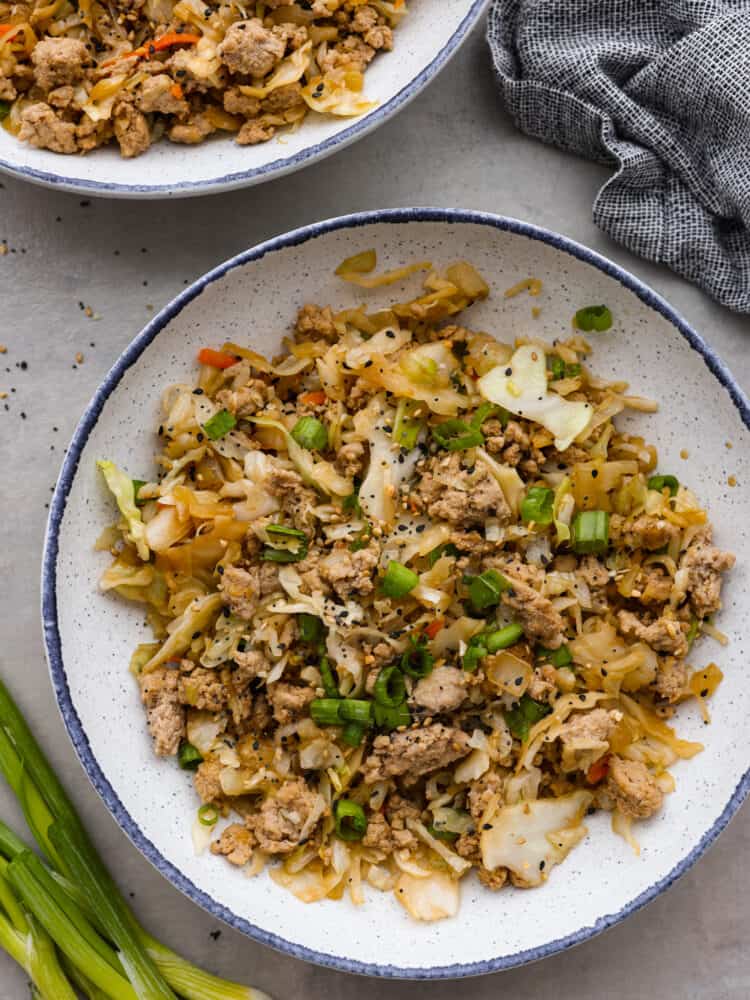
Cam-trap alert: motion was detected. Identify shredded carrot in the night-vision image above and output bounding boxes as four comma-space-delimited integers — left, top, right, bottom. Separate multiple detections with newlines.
101, 31, 201, 68
424, 618, 444, 640
197, 348, 238, 370
170, 82, 184, 100
585, 755, 610, 785
299, 390, 326, 406
0, 24, 14, 35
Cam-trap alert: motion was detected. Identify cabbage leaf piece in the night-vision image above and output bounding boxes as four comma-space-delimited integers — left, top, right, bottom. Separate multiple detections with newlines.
478, 345, 593, 451
97, 460, 149, 560
481, 789, 593, 887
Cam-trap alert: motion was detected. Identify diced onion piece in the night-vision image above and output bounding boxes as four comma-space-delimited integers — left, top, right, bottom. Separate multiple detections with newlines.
478, 345, 593, 451
481, 790, 593, 886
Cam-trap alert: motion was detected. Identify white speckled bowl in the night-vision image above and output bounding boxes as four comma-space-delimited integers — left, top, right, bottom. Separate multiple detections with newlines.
43, 209, 750, 978
0, 1, 485, 199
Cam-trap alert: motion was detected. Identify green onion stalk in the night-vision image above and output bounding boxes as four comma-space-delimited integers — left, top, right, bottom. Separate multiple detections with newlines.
0, 678, 272, 1000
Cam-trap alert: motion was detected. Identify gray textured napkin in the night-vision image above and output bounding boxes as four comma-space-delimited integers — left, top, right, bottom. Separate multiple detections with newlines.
486, 0, 750, 313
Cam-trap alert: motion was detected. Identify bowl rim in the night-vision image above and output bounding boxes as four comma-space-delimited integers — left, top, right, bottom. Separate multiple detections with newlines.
42, 207, 750, 978
0, 0, 487, 199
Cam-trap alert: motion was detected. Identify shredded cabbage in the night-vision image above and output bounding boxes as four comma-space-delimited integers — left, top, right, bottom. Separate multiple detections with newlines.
97, 460, 149, 560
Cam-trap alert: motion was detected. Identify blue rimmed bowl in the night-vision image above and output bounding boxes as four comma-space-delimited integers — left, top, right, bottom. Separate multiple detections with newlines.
0, 1, 486, 199
43, 208, 750, 977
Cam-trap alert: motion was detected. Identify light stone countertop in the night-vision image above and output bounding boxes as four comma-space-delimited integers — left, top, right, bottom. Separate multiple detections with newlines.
1, 20, 748, 1000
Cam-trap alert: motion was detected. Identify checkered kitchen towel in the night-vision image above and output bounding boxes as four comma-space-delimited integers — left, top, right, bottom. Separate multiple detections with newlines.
486, 0, 750, 313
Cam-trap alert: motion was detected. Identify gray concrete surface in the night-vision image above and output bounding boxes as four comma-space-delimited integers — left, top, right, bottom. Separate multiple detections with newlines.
1, 19, 749, 1000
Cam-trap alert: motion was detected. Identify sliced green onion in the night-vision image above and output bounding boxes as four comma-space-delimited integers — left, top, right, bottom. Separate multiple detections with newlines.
462, 638, 487, 673
0, 680, 260, 1000
298, 613, 323, 644
132, 479, 147, 507
341, 721, 365, 747
426, 825, 459, 842
571, 510, 610, 555
432, 418, 484, 451
309, 698, 342, 726
520, 486, 554, 525
197, 805, 218, 828
381, 560, 419, 598
290, 416, 327, 451
427, 542, 458, 567
470, 401, 506, 428
318, 656, 339, 700
203, 409, 236, 440
338, 699, 372, 725
504, 694, 552, 741
400, 635, 434, 679
466, 569, 510, 611
547, 356, 581, 380
261, 524, 308, 563
0, 101, 11, 121
537, 644, 573, 667
342, 487, 361, 516
261, 546, 308, 563
177, 741, 203, 771
267, 524, 306, 542
334, 800, 367, 841
392, 398, 423, 450
648, 474, 679, 497
485, 622, 524, 652
373, 665, 406, 707
574, 304, 612, 332
374, 701, 411, 731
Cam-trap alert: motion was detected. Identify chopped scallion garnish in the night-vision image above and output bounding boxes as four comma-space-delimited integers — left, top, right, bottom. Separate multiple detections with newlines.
373, 665, 406, 707
504, 694, 552, 741
310, 698, 343, 726
537, 644, 573, 667
381, 560, 419, 598
341, 721, 365, 747
318, 656, 339, 700
298, 613, 323, 644
432, 418, 484, 451
261, 524, 308, 563
373, 701, 411, 731
132, 479, 147, 507
202, 409, 236, 440
334, 799, 367, 841
337, 699, 372, 725
571, 510, 610, 554
400, 635, 434, 678
177, 741, 203, 771
290, 415, 328, 451
198, 804, 218, 827
392, 398, 423, 450
427, 542, 459, 567
574, 304, 613, 332
465, 569, 510, 611
648, 474, 679, 496
485, 622, 524, 652
520, 486, 554, 525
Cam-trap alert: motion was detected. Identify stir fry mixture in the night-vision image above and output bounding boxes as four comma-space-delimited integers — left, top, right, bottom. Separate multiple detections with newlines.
0, 1, 405, 158
97, 255, 734, 920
